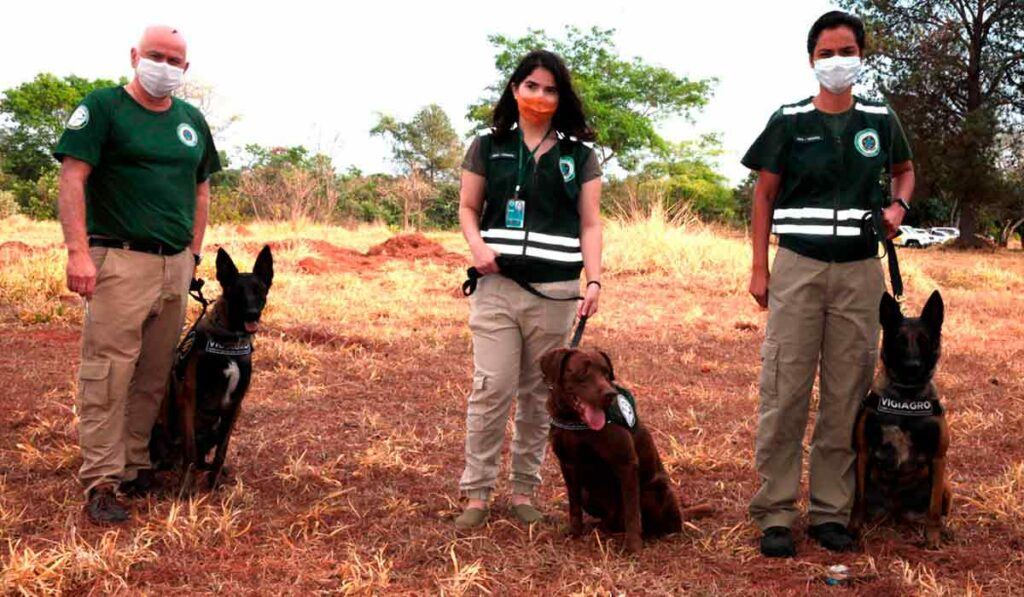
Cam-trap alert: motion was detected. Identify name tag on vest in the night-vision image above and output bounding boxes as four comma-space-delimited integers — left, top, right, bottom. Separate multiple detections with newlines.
206, 337, 252, 357
877, 396, 934, 417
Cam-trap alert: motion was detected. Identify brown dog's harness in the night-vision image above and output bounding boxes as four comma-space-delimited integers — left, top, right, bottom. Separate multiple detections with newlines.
550, 383, 639, 433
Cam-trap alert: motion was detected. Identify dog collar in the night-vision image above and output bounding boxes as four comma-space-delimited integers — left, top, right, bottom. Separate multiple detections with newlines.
550, 417, 591, 431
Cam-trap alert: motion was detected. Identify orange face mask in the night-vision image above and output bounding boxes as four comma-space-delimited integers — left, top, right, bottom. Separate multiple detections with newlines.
516, 94, 557, 126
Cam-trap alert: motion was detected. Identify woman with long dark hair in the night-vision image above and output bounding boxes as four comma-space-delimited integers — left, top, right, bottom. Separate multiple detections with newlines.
455, 50, 603, 529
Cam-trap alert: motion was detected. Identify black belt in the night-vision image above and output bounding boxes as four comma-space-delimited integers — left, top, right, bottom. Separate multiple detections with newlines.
89, 237, 181, 256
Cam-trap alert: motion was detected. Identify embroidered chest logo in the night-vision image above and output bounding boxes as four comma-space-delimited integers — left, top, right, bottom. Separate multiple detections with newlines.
559, 156, 576, 183
854, 128, 880, 158
67, 105, 90, 130
617, 394, 636, 428
177, 123, 199, 148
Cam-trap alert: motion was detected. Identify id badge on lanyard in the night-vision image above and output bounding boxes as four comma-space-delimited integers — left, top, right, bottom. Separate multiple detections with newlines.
506, 198, 525, 229
505, 128, 551, 230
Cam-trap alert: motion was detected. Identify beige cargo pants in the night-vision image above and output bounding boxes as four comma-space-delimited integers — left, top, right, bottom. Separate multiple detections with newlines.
77, 247, 193, 494
460, 274, 579, 501
749, 247, 884, 529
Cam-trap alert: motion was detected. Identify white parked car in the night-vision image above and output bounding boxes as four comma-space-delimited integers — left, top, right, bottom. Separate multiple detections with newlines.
894, 226, 939, 248
929, 227, 960, 244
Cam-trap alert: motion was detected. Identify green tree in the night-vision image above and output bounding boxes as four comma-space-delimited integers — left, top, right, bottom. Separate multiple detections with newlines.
842, 0, 1024, 246
236, 145, 337, 222
638, 135, 736, 222
0, 73, 123, 183
371, 104, 463, 184
468, 27, 715, 171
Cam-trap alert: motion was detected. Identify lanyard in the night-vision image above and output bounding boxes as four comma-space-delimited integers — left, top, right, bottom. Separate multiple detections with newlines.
514, 127, 552, 199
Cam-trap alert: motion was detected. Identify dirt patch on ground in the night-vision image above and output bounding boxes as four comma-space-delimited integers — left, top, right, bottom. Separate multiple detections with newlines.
213, 235, 465, 276
0, 240, 40, 265
366, 233, 464, 266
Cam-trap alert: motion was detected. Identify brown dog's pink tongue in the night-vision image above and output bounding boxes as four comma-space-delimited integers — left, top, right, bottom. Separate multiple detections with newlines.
578, 402, 606, 431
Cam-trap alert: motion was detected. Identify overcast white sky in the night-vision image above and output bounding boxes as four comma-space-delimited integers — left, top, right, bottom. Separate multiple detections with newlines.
1, 0, 859, 184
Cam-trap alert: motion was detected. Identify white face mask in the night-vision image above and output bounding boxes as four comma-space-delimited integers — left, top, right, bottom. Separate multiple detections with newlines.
135, 57, 184, 98
814, 56, 862, 94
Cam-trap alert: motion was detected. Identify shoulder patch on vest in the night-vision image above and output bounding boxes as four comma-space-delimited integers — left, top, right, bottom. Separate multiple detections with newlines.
559, 156, 576, 182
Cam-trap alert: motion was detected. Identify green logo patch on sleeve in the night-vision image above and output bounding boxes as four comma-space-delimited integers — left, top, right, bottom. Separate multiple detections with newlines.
66, 105, 90, 130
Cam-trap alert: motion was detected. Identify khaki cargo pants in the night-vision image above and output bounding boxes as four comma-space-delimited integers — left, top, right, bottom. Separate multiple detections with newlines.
460, 274, 578, 501
77, 247, 193, 494
749, 247, 884, 529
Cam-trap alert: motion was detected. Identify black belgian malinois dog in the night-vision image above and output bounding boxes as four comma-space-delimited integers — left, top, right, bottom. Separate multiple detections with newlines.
850, 290, 951, 549
150, 246, 273, 492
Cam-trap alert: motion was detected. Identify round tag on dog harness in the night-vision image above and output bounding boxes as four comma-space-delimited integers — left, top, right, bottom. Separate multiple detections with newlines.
616, 394, 636, 428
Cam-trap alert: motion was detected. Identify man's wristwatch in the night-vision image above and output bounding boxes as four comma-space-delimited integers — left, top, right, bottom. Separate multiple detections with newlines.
893, 197, 911, 213
193, 253, 202, 267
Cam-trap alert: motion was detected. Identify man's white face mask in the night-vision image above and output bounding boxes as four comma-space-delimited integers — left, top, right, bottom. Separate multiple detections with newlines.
136, 57, 184, 98
814, 56, 862, 94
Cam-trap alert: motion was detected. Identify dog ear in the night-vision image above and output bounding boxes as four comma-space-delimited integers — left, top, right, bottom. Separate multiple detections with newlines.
216, 248, 239, 289
879, 292, 903, 330
253, 245, 274, 289
540, 348, 572, 386
921, 290, 944, 334
596, 350, 615, 381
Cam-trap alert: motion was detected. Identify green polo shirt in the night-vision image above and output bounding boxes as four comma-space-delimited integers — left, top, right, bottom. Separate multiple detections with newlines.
54, 87, 221, 252
742, 96, 912, 262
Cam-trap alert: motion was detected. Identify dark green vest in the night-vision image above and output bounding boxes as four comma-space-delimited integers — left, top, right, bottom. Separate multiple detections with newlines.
477, 132, 592, 283
771, 97, 901, 262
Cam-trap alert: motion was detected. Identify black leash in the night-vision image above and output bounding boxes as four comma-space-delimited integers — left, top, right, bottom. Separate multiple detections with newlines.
863, 209, 904, 300
461, 260, 590, 347
462, 266, 581, 302
186, 277, 212, 334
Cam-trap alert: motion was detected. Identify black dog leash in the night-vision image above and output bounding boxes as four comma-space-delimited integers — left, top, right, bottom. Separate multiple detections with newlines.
187, 277, 212, 335
462, 266, 582, 302
864, 208, 904, 300
461, 256, 590, 347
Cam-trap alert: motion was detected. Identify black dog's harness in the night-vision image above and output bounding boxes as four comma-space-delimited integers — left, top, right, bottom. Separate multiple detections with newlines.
173, 278, 253, 382
863, 390, 943, 417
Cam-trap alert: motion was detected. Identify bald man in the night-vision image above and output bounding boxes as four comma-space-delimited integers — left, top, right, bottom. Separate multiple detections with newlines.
54, 25, 221, 523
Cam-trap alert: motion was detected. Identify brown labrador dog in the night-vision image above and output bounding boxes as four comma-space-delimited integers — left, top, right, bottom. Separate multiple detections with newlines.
541, 347, 708, 553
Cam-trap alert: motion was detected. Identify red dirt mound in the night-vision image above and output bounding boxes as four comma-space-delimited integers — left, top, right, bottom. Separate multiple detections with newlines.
367, 233, 463, 265
211, 235, 465, 277
0, 241, 38, 265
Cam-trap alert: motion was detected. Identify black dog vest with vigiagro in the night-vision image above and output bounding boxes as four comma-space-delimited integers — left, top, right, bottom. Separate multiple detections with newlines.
864, 391, 943, 417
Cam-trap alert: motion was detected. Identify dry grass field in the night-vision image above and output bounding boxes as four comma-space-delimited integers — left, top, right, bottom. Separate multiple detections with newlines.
1, 213, 1022, 595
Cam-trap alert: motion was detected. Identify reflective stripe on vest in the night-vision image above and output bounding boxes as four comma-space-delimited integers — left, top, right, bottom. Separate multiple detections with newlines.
771, 207, 869, 237
481, 228, 583, 263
